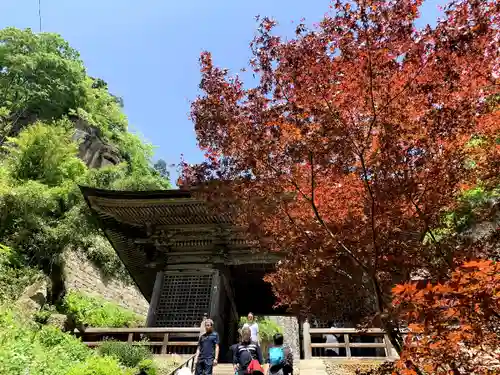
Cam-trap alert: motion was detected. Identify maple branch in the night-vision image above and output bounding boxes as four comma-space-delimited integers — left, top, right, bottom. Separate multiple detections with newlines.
282, 202, 314, 244
383, 160, 455, 272
321, 94, 362, 154
358, 151, 379, 274
306, 151, 393, 333
305, 152, 371, 277
361, 5, 377, 151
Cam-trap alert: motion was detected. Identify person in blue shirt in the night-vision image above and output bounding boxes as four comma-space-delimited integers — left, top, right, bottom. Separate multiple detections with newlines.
194, 318, 219, 375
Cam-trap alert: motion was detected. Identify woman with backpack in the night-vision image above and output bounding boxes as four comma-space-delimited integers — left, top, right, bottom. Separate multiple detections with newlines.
233, 327, 264, 375
267, 333, 293, 375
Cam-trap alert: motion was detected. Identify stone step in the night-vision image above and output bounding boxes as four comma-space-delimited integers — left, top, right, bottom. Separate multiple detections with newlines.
299, 359, 328, 375
214, 364, 236, 375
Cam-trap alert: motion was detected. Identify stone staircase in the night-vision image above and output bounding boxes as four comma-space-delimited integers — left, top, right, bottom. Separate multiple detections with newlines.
299, 359, 328, 375
214, 364, 236, 375
215, 360, 330, 375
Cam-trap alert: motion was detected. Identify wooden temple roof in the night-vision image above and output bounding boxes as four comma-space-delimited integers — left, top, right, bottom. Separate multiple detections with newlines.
80, 186, 276, 302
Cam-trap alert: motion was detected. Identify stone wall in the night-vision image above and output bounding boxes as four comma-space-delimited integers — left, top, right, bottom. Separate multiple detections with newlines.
265, 316, 301, 363
63, 251, 149, 317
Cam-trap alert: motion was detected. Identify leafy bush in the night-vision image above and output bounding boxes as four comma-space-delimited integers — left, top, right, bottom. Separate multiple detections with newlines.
138, 359, 157, 375
0, 307, 91, 375
0, 306, 152, 375
98, 340, 152, 368
62, 291, 143, 328
0, 244, 41, 303
239, 316, 283, 342
36, 325, 90, 362
33, 304, 57, 324
66, 355, 135, 375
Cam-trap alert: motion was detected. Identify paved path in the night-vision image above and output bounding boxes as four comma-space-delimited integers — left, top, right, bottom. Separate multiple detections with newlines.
214, 363, 236, 375
299, 359, 328, 375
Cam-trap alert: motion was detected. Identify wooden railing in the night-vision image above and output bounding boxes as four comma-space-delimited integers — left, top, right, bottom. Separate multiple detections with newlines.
302, 321, 399, 360
78, 327, 200, 355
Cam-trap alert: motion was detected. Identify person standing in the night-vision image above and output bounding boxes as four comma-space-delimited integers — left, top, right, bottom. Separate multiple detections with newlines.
194, 318, 219, 375
233, 327, 264, 375
199, 313, 208, 337
242, 312, 259, 343
323, 322, 340, 357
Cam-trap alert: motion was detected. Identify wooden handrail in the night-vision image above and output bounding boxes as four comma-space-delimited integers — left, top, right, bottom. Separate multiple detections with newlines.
80, 327, 200, 355
83, 327, 200, 334
309, 328, 385, 334
302, 321, 398, 360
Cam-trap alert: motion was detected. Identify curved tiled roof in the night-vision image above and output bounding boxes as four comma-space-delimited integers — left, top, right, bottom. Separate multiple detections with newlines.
80, 186, 268, 301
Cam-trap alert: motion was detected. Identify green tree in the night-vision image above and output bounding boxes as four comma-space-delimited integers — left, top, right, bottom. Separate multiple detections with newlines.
0, 28, 86, 135
0, 27, 172, 297
154, 159, 169, 179
0, 121, 88, 302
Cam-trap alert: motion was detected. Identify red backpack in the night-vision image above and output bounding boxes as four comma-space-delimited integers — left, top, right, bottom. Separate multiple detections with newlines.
246, 359, 264, 375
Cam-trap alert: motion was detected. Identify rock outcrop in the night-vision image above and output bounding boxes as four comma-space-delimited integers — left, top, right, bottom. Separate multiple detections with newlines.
72, 118, 121, 168
16, 279, 47, 316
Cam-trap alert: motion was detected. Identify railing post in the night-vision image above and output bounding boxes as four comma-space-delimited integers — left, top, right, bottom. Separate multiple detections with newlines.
344, 333, 351, 358
302, 318, 312, 359
127, 333, 133, 344
384, 334, 392, 358
161, 333, 169, 355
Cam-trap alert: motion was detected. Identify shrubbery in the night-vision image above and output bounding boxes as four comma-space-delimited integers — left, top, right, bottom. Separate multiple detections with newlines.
62, 290, 143, 328
0, 244, 41, 303
98, 340, 152, 368
0, 307, 90, 375
0, 306, 159, 375
66, 356, 135, 375
238, 316, 283, 342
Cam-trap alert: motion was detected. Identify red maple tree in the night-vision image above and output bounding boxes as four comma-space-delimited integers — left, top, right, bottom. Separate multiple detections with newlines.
393, 259, 500, 374
181, 0, 500, 354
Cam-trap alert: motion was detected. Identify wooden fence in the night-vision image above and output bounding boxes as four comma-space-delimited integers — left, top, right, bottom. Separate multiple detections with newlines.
302, 321, 399, 360
78, 327, 200, 355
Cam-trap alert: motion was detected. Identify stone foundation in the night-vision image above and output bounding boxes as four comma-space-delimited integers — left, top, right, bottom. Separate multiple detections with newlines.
64, 251, 148, 317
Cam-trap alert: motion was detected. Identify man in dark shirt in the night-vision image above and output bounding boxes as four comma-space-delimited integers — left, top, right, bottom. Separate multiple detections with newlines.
194, 318, 219, 375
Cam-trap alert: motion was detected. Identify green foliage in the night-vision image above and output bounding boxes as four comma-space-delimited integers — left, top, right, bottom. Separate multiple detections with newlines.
256, 318, 283, 342
36, 325, 90, 361
0, 28, 87, 123
0, 25, 167, 375
0, 307, 90, 375
74, 76, 128, 137
62, 291, 143, 328
66, 355, 134, 375
81, 236, 131, 281
0, 305, 153, 375
98, 340, 152, 368
0, 27, 171, 285
0, 123, 88, 279
138, 359, 157, 375
425, 185, 500, 244
238, 316, 283, 342
34, 305, 56, 324
0, 243, 41, 303
4, 120, 86, 186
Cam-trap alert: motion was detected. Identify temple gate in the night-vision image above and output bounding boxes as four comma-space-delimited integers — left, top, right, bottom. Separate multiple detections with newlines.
81, 187, 287, 357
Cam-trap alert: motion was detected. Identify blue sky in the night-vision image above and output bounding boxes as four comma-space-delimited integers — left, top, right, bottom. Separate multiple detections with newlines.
1, 0, 448, 182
